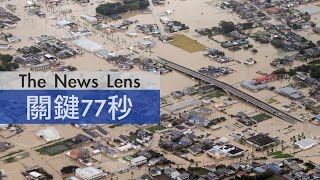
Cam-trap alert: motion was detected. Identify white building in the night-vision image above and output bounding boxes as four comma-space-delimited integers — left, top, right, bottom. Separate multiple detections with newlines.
160, 16, 171, 24
75, 167, 106, 180
126, 31, 138, 37
37, 126, 61, 142
207, 144, 244, 158
117, 143, 132, 152
138, 40, 155, 50
69, 177, 80, 180
0, 124, 9, 129
131, 156, 147, 166
28, 171, 45, 179
295, 138, 317, 150
80, 15, 98, 23
164, 168, 180, 179
56, 19, 73, 27
0, 44, 11, 50
73, 38, 103, 52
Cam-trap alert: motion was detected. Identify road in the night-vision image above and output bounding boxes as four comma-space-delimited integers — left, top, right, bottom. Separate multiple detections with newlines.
157, 57, 301, 124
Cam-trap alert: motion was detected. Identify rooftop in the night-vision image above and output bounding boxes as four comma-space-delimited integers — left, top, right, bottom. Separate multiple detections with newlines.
75, 167, 105, 179
278, 87, 302, 99
246, 133, 274, 147
295, 138, 317, 150
73, 38, 103, 52
36, 126, 61, 142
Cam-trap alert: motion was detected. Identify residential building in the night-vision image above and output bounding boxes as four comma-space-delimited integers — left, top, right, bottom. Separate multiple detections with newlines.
118, 143, 132, 152
68, 147, 90, 160
138, 40, 155, 50
30, 63, 51, 71
131, 156, 148, 166
207, 144, 244, 158
75, 167, 106, 180
0, 142, 12, 152
277, 87, 303, 99
164, 168, 180, 179
246, 133, 275, 149
149, 167, 161, 177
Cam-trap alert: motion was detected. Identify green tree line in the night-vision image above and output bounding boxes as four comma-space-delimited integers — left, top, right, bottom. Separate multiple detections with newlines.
96, 0, 150, 16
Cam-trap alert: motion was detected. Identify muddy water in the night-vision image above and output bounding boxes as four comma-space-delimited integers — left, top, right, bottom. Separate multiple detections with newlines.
1, 1, 320, 179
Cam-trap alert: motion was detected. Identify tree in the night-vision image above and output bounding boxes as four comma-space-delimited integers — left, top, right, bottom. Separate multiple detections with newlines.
272, 68, 287, 75
308, 41, 316, 48
0, 54, 13, 63
124, 0, 137, 4
127, 3, 140, 11
30, 46, 42, 53
216, 164, 226, 169
96, 0, 149, 16
241, 171, 273, 179
251, 49, 258, 53
139, 0, 150, 8
219, 21, 236, 34
0, 54, 19, 71
292, 23, 302, 30
310, 68, 320, 79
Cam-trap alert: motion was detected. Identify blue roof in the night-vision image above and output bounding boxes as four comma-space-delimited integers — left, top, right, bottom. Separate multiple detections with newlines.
254, 167, 266, 173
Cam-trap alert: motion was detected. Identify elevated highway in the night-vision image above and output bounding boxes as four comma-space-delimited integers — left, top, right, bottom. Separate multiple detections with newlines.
157, 57, 301, 124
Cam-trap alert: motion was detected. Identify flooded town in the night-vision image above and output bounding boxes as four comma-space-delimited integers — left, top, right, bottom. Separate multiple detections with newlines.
1, 0, 320, 179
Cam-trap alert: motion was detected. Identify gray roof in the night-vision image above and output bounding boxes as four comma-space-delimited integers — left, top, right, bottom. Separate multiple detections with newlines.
278, 87, 302, 99
95, 49, 112, 58
241, 80, 268, 91
279, 87, 299, 95
241, 80, 259, 91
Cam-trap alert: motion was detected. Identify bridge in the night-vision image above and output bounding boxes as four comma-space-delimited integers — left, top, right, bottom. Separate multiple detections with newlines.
157, 57, 301, 124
